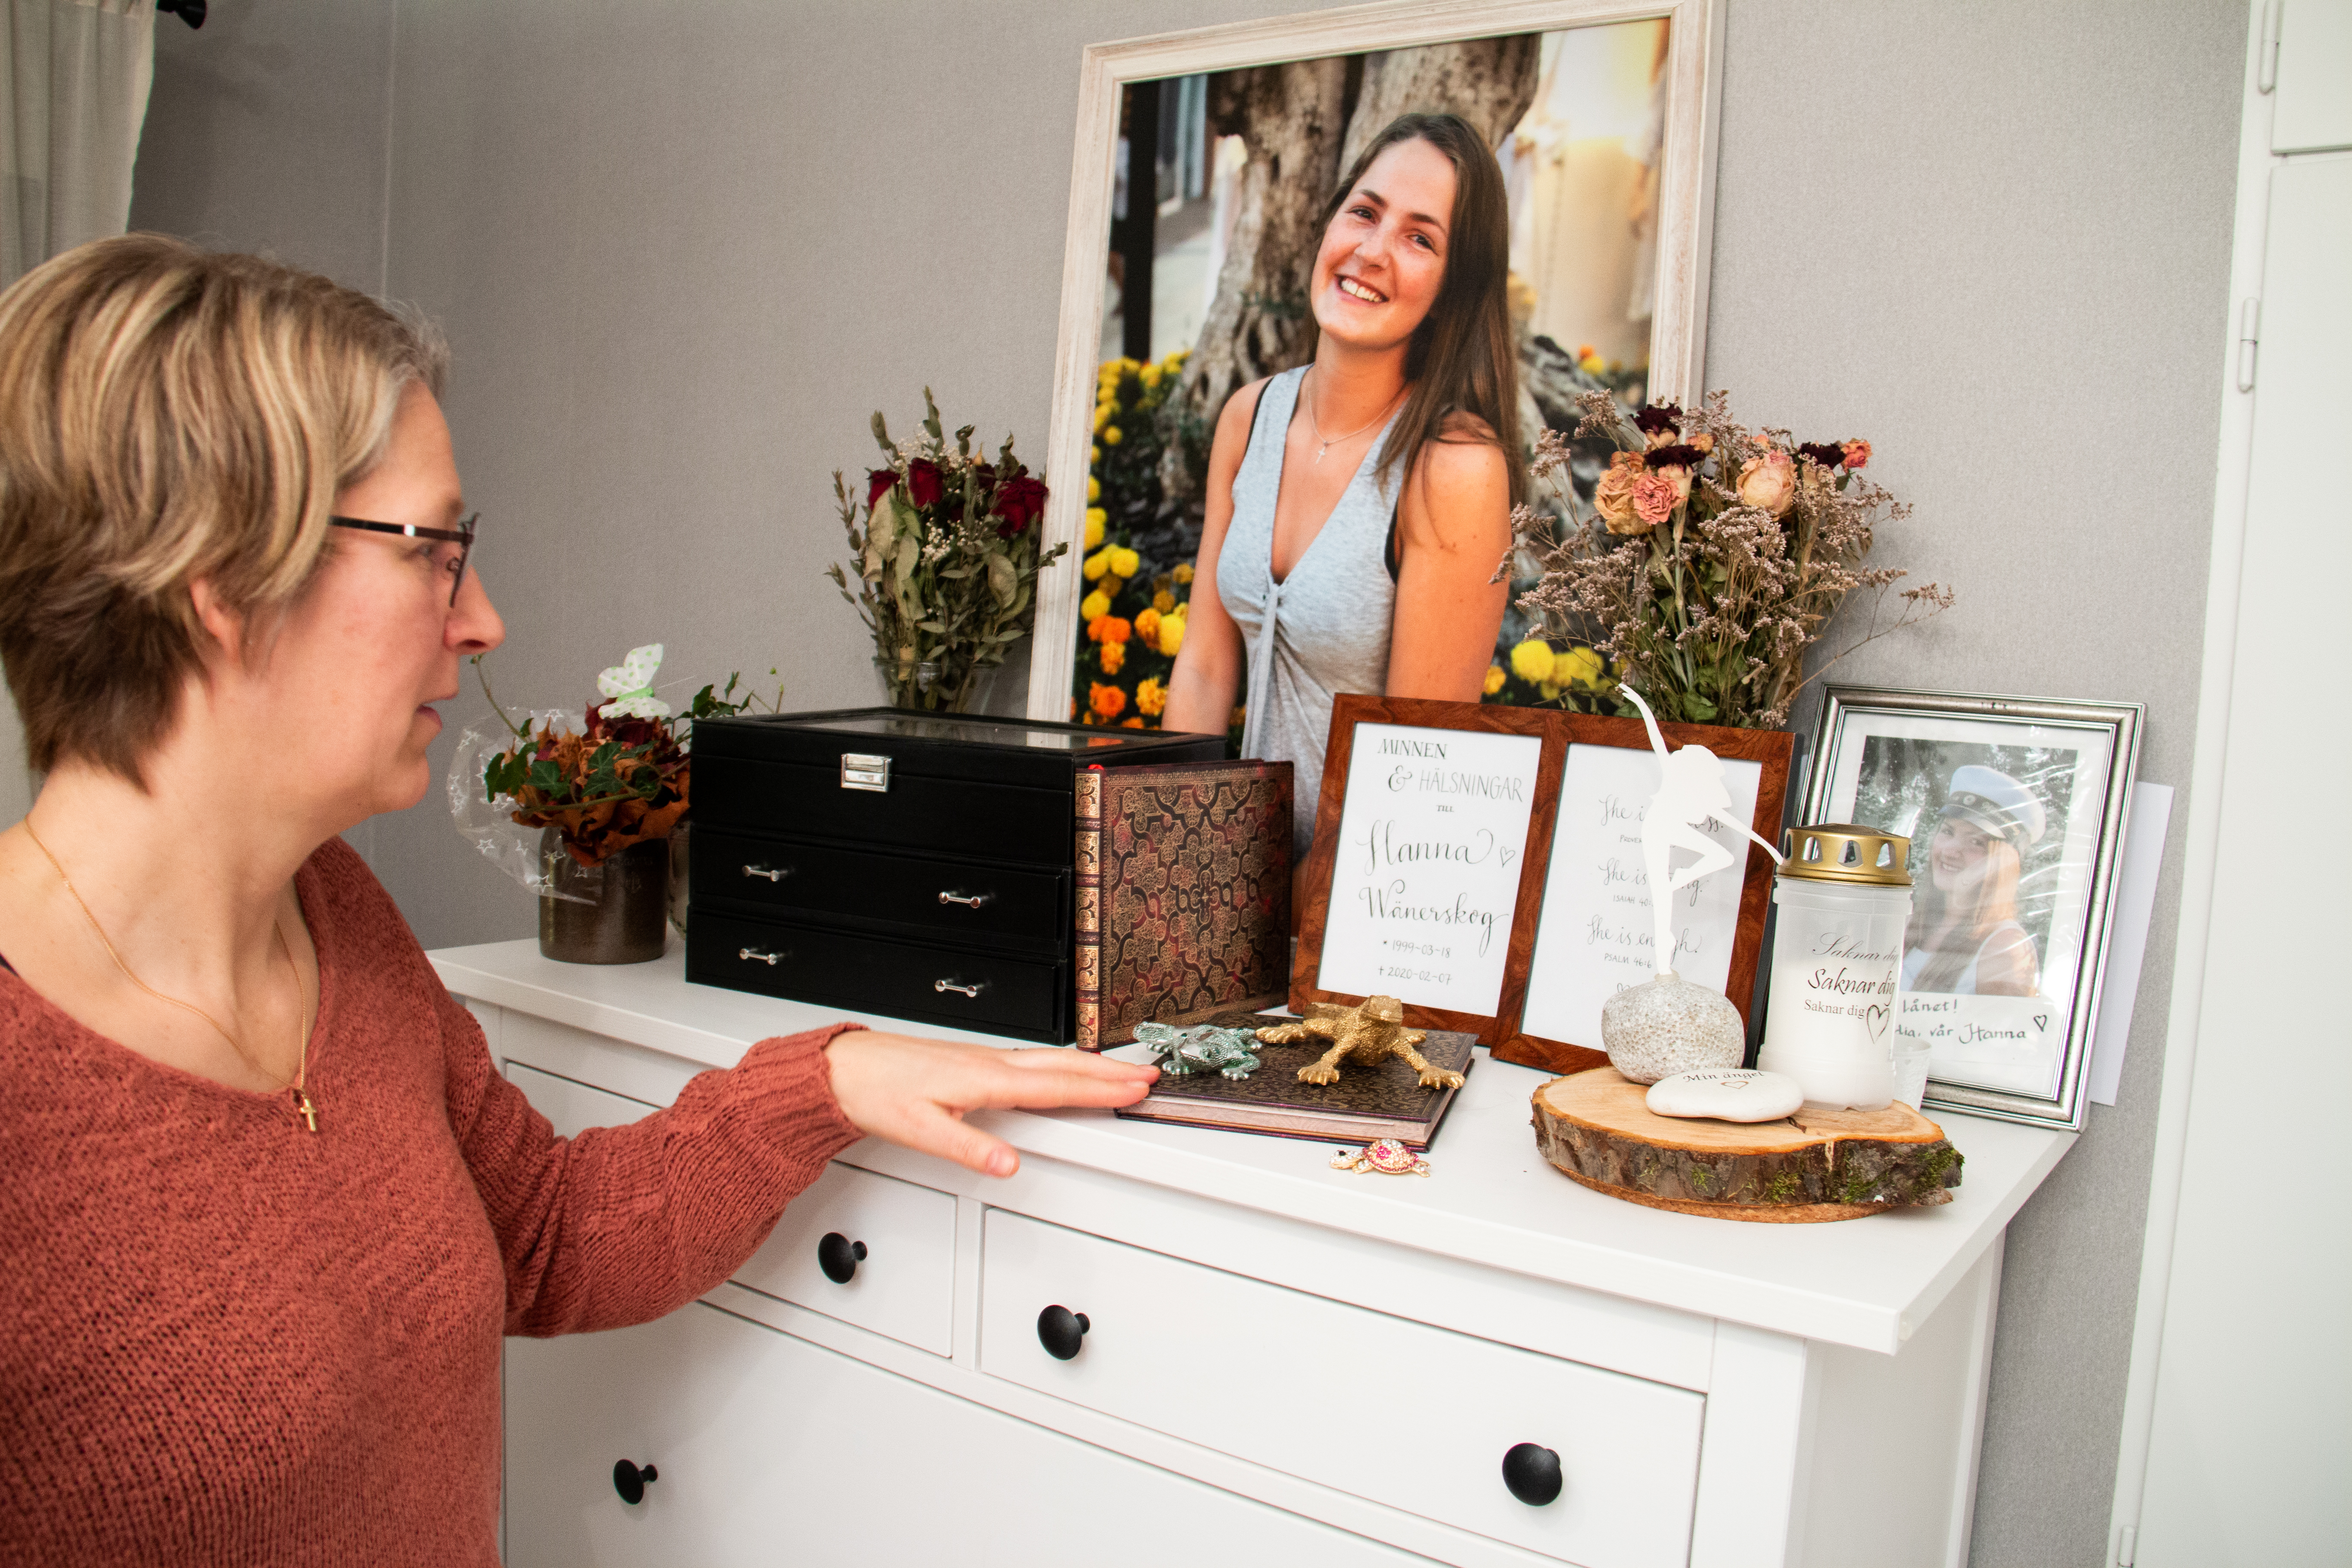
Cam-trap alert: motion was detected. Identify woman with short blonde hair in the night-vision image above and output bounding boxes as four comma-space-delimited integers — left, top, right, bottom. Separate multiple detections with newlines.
0, 235, 1153, 1565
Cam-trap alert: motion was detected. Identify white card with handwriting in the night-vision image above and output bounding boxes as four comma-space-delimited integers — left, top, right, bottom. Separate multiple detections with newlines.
1518, 742, 1762, 1045
1314, 723, 1544, 1016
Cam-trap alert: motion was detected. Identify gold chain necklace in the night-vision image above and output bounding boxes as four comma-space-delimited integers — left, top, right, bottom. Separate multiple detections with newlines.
22, 822, 317, 1133
1303, 370, 1406, 463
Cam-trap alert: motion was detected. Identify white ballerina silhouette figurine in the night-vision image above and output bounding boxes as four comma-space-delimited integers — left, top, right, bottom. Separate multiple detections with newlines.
1620, 685, 1783, 979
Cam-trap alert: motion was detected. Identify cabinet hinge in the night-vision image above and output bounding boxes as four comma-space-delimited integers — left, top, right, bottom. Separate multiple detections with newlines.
2116, 1522, 2138, 1565
2258, 0, 2282, 92
2236, 297, 2260, 392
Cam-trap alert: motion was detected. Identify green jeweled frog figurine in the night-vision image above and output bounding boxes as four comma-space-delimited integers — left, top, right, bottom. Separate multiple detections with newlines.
1133, 1022, 1261, 1081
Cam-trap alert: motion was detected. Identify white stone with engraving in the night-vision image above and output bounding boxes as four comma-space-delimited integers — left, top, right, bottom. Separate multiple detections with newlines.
1645, 1068, 1806, 1123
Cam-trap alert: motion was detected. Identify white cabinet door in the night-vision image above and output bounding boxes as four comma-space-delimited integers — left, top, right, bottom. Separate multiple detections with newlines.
2274, 0, 2352, 153
505, 1300, 1434, 1566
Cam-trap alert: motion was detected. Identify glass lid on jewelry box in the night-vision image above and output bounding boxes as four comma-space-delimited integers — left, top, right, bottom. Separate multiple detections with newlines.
1803, 686, 2142, 1132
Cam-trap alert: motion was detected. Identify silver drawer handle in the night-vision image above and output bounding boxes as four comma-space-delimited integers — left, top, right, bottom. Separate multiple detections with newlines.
934, 979, 983, 998
741, 864, 791, 883
937, 891, 991, 909
739, 947, 788, 966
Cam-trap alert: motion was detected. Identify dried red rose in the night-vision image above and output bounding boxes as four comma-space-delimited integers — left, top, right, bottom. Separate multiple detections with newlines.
994, 473, 1047, 537
866, 468, 898, 508
906, 459, 946, 508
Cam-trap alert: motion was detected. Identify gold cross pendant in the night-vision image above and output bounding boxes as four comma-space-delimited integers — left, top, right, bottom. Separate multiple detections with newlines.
289, 1086, 320, 1134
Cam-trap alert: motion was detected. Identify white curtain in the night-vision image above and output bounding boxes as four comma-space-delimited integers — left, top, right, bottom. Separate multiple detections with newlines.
0, 0, 153, 819
1, 0, 155, 289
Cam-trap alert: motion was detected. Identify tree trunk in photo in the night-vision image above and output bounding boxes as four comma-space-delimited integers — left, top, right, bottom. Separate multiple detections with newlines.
1337, 37, 1544, 173
1156, 56, 1352, 511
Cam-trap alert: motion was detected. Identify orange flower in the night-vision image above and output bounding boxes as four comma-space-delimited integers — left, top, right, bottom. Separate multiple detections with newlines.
1134, 607, 1162, 644
1120, 716, 1145, 728
1096, 616, 1132, 644
1090, 682, 1126, 720
1099, 640, 1126, 674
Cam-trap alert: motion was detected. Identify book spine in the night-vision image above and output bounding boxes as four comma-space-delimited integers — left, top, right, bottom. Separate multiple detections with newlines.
1073, 766, 1103, 1050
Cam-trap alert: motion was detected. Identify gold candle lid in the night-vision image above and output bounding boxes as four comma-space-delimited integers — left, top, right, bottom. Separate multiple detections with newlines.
1779, 823, 1912, 885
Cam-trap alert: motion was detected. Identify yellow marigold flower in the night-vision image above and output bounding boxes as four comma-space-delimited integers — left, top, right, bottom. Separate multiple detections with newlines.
1482, 663, 1506, 696
1157, 608, 1186, 658
1134, 607, 1161, 643
1121, 716, 1145, 729
1091, 444, 1101, 463
1102, 426, 1123, 446
1100, 640, 1126, 674
1136, 677, 1168, 717
1169, 347, 1190, 363
1557, 646, 1606, 689
1093, 404, 1112, 433
1084, 513, 1105, 550
1152, 589, 1175, 615
1579, 354, 1606, 376
1081, 589, 1110, 622
1083, 547, 1112, 581
1171, 562, 1194, 585
1086, 476, 1101, 503
1139, 363, 1162, 389
1509, 639, 1556, 684
1090, 682, 1126, 720
1099, 576, 1124, 599
1540, 678, 1562, 701
1108, 546, 1139, 578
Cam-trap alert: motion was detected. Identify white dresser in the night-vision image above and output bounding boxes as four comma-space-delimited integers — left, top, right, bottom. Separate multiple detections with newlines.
429, 940, 2073, 1568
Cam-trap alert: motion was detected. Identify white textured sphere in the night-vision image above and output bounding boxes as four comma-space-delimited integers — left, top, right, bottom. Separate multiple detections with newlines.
1599, 972, 1745, 1085
1646, 1068, 1805, 1123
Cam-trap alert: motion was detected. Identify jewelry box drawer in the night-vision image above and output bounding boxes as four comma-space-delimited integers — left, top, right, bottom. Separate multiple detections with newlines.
692, 757, 1072, 865
688, 910, 1067, 1041
979, 1210, 1703, 1568
731, 1161, 958, 1356
692, 828, 1067, 953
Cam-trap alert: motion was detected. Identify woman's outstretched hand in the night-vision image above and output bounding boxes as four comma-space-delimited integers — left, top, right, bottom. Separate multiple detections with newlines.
822, 1030, 1159, 1178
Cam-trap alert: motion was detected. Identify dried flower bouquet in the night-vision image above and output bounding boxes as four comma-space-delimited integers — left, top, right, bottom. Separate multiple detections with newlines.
828, 390, 1067, 712
1509, 391, 1952, 729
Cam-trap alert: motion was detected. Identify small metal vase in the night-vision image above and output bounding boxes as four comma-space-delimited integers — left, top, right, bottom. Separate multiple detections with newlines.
538, 830, 670, 964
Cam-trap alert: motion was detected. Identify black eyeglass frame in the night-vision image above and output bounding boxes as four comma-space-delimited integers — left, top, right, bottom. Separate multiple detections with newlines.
329, 514, 478, 606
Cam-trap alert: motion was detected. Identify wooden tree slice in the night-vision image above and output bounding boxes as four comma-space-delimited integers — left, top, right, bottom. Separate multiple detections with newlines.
1531, 1068, 1964, 1223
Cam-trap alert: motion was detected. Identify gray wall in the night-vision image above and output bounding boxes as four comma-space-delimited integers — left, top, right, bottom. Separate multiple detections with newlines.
126, 2, 2248, 1562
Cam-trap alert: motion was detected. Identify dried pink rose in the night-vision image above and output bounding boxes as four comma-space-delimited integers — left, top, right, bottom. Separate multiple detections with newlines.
1632, 472, 1681, 526
1842, 438, 1872, 470
1736, 449, 1796, 517
1654, 463, 1694, 504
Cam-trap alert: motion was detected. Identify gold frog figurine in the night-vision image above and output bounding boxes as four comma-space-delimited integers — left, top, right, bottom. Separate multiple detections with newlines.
1256, 996, 1465, 1091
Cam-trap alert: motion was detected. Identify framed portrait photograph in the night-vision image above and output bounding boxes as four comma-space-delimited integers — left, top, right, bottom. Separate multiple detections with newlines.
1804, 687, 2142, 1131
1502, 716, 1794, 1075
1292, 694, 1566, 1046
1023, 0, 1727, 726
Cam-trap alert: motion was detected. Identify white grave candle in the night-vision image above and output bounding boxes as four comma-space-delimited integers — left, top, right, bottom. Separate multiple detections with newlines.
1755, 824, 1912, 1111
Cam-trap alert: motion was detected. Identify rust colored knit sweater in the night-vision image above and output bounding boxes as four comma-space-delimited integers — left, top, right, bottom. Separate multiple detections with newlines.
0, 838, 863, 1565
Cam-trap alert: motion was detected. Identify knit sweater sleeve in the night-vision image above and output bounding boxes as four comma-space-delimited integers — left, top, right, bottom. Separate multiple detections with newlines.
434, 987, 866, 1337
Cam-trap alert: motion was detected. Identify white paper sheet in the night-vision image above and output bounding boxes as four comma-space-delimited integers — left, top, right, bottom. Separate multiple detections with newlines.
1315, 723, 1544, 1016
2086, 782, 2173, 1107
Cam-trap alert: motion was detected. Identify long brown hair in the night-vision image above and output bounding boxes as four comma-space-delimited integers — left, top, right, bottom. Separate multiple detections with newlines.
1907, 833, 2029, 992
1318, 112, 1525, 506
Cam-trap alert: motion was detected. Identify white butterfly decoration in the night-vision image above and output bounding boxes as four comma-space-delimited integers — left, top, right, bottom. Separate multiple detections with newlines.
596, 643, 671, 721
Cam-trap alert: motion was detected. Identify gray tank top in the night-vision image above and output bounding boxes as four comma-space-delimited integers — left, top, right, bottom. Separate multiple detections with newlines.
1218, 366, 1403, 852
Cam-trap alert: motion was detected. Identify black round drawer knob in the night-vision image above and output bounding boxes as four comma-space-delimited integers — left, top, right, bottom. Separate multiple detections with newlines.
1036, 1304, 1090, 1360
1501, 1442, 1562, 1507
817, 1232, 868, 1284
612, 1458, 659, 1505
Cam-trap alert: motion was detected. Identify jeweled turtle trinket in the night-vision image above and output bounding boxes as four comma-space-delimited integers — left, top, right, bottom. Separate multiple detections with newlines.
1330, 1138, 1430, 1177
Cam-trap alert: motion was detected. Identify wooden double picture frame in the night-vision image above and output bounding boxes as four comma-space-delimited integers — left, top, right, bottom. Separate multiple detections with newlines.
1292, 694, 1796, 1075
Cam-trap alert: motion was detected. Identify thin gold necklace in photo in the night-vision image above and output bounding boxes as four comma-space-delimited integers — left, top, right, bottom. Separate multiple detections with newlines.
1303, 370, 1406, 463
22, 822, 317, 1133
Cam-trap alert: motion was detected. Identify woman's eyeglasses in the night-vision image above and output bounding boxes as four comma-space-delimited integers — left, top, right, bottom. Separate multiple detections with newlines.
328, 514, 478, 606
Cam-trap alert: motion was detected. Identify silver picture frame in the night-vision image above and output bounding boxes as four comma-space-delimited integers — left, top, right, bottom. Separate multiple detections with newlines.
1801, 686, 2142, 1131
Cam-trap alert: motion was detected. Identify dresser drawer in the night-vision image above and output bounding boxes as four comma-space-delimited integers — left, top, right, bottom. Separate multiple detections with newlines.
689, 910, 1067, 1041
980, 1210, 1703, 1568
694, 757, 1071, 865
692, 828, 1067, 953
731, 1161, 957, 1356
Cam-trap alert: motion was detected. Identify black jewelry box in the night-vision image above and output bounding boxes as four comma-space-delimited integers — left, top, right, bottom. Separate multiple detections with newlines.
686, 708, 1224, 1041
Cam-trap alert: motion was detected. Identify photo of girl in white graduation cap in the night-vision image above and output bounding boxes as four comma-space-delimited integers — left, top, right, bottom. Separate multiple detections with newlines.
1903, 764, 2048, 996
1845, 740, 2081, 999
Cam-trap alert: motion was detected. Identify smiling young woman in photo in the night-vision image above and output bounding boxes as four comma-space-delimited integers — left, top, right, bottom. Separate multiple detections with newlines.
0, 236, 1155, 1565
1901, 764, 2046, 997
1161, 112, 1523, 858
